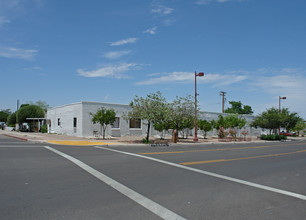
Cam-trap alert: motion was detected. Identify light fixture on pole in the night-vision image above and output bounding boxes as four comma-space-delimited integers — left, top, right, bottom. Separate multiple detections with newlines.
194, 71, 204, 142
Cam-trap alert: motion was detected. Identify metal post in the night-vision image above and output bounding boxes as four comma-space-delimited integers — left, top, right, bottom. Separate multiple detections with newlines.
278, 96, 286, 134
194, 72, 198, 141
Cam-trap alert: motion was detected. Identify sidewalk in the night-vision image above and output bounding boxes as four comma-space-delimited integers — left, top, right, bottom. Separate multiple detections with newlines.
0, 129, 273, 146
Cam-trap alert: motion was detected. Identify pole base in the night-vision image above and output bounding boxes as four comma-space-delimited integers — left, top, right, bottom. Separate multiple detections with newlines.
193, 137, 198, 142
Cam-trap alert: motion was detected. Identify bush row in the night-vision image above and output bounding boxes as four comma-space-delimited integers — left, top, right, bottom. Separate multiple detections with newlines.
260, 134, 287, 141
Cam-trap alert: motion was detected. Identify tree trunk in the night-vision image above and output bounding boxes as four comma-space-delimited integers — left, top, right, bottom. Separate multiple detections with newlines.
146, 121, 150, 141
102, 124, 106, 139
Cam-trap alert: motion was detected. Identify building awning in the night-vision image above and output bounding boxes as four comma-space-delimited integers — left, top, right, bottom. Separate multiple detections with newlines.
26, 118, 47, 120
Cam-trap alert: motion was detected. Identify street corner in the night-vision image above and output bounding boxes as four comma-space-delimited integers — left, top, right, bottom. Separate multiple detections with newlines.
47, 140, 115, 146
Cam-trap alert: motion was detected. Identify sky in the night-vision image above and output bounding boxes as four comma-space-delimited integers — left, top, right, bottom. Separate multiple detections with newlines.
0, 0, 305, 118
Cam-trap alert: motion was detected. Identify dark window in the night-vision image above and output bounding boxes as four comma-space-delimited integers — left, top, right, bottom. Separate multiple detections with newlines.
112, 117, 120, 128
129, 119, 141, 129
73, 117, 77, 128
58, 118, 61, 126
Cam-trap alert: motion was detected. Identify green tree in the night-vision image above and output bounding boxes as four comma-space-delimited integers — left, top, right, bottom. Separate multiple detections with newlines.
7, 112, 17, 126
225, 101, 253, 114
251, 107, 302, 135
179, 118, 194, 139
90, 107, 116, 139
17, 105, 45, 124
198, 119, 212, 139
293, 119, 305, 136
128, 91, 168, 142
213, 115, 227, 129
224, 114, 246, 140
280, 108, 302, 132
166, 95, 195, 139
0, 109, 11, 122
251, 108, 282, 134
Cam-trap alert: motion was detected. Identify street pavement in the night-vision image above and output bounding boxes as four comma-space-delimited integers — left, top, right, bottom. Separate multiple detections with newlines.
1, 134, 306, 220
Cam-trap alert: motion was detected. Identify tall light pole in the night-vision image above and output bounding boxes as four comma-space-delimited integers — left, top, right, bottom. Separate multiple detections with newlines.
194, 71, 204, 142
279, 96, 286, 113
279, 96, 286, 134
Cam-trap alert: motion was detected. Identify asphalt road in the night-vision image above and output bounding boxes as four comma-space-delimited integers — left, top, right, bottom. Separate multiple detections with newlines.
1, 134, 306, 220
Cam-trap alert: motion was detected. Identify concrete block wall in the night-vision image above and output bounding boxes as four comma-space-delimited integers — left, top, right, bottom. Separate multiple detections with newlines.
47, 102, 83, 137
47, 101, 261, 138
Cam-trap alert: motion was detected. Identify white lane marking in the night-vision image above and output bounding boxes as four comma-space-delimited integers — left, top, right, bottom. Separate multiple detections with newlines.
44, 146, 186, 220
95, 146, 306, 201
0, 145, 43, 147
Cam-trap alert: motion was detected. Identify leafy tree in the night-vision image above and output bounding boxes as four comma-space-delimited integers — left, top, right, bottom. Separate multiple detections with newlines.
7, 112, 17, 126
166, 95, 195, 139
251, 107, 283, 134
90, 107, 116, 139
17, 105, 45, 124
19, 104, 30, 109
28, 100, 50, 112
224, 114, 246, 140
280, 108, 302, 132
128, 91, 168, 142
213, 115, 227, 129
0, 109, 11, 122
198, 119, 212, 139
179, 118, 194, 139
294, 119, 305, 136
225, 101, 253, 114
251, 107, 302, 135
225, 114, 246, 129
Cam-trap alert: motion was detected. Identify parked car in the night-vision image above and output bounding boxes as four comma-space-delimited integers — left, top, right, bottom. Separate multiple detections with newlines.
280, 131, 296, 136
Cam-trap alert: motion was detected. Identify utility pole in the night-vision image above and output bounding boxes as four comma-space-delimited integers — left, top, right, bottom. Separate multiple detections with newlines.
220, 91, 226, 113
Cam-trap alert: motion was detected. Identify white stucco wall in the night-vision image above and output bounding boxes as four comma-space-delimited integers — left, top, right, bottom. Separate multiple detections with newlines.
47, 102, 83, 137
47, 101, 261, 138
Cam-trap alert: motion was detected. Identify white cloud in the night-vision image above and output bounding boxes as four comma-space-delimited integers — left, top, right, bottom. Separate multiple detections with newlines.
135, 71, 248, 86
0, 17, 10, 27
196, 0, 236, 5
0, 46, 38, 60
151, 5, 174, 15
103, 50, 131, 59
143, 26, 157, 35
109, 38, 138, 46
195, 0, 212, 5
78, 63, 138, 78
251, 69, 306, 99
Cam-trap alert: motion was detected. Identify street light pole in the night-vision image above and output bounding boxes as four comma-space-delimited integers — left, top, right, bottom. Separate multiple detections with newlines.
279, 96, 286, 113
194, 71, 204, 142
279, 96, 286, 134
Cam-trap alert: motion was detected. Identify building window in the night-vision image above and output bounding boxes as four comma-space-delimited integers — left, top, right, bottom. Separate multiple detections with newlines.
73, 117, 77, 128
112, 117, 120, 128
58, 118, 61, 126
129, 119, 141, 129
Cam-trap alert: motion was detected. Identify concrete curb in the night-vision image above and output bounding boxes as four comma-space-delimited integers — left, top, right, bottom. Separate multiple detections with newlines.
2, 134, 28, 142
2, 131, 303, 147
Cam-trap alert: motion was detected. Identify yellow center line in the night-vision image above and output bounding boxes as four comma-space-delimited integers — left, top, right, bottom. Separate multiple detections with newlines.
180, 149, 306, 165
139, 143, 305, 155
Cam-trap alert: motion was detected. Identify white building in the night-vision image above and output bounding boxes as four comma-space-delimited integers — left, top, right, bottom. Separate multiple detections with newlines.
47, 101, 154, 138
47, 101, 261, 138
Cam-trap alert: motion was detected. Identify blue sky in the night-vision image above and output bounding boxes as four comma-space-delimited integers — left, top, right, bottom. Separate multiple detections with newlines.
0, 0, 305, 118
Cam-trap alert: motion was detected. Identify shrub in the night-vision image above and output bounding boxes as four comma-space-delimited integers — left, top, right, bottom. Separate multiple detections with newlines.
218, 127, 227, 138
142, 138, 151, 144
261, 134, 287, 141
40, 124, 47, 133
